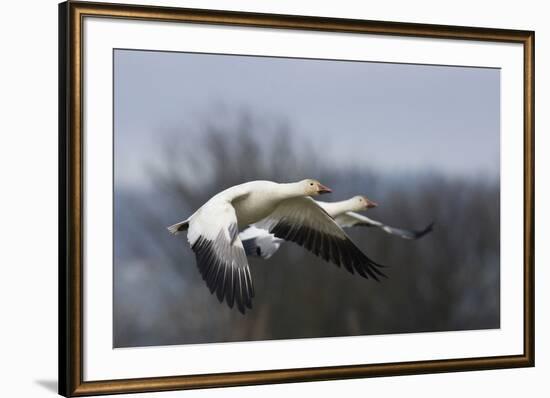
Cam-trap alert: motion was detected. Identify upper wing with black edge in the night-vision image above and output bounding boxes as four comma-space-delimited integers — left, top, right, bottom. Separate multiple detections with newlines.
185, 200, 254, 314
256, 197, 386, 280
336, 211, 434, 240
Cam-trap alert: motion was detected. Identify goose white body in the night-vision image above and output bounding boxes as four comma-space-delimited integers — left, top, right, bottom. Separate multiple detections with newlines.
177, 181, 310, 234
229, 181, 285, 228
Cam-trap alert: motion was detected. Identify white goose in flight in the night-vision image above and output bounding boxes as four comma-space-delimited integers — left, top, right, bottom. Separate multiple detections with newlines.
168, 180, 386, 313
241, 195, 433, 259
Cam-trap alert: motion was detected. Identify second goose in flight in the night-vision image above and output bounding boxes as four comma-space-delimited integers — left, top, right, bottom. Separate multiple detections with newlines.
241, 195, 433, 259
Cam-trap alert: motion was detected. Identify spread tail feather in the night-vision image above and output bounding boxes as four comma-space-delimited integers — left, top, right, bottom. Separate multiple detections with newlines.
167, 220, 189, 235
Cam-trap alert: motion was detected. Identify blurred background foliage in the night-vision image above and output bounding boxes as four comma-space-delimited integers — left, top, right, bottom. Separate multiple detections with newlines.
114, 113, 500, 347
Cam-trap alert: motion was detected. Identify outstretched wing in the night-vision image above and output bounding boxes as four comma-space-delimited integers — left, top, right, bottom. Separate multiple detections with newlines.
335, 211, 434, 240
256, 197, 386, 280
180, 200, 254, 314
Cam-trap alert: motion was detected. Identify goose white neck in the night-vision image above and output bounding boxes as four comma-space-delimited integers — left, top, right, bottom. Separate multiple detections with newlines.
318, 198, 357, 217
276, 182, 306, 200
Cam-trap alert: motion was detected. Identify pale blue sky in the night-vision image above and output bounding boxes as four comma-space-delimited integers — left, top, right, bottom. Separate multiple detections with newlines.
114, 49, 500, 188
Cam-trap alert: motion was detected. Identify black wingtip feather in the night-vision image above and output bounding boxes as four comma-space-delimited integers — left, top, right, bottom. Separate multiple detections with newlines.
270, 220, 387, 281
416, 221, 435, 239
192, 235, 254, 314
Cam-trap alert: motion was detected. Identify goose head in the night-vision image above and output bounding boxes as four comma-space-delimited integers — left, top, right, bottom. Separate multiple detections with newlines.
300, 179, 332, 196
351, 195, 378, 211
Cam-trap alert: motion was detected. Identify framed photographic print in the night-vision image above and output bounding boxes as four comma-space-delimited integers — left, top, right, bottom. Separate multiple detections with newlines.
59, 1, 534, 396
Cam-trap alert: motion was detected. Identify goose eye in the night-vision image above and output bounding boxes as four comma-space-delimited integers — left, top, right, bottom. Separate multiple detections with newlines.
310, 183, 314, 186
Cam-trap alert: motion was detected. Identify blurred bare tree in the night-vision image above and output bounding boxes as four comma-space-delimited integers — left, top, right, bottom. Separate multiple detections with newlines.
114, 112, 499, 347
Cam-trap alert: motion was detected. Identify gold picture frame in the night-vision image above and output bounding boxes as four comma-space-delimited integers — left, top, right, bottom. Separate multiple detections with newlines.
59, 1, 534, 396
